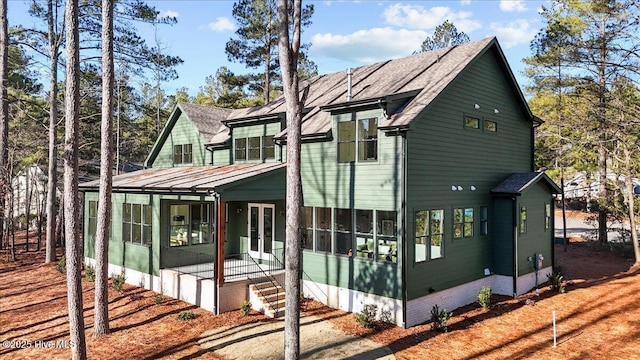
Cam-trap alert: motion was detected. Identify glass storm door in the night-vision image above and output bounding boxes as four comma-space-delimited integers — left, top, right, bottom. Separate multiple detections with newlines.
248, 203, 275, 260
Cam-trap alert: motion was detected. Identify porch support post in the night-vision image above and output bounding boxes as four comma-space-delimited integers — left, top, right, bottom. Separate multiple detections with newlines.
217, 200, 225, 286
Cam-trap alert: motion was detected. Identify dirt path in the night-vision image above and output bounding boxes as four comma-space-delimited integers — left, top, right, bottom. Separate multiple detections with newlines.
198, 314, 394, 360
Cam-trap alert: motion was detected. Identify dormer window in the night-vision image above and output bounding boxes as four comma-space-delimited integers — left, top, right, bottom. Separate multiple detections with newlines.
173, 144, 192, 164
338, 117, 378, 163
235, 135, 276, 161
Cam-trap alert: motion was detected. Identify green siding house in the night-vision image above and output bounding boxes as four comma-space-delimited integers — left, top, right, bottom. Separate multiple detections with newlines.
81, 37, 560, 328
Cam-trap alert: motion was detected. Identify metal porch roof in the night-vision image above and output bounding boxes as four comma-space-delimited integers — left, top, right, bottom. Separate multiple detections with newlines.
79, 163, 286, 194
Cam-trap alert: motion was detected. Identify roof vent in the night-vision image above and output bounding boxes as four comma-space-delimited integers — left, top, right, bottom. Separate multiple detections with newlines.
346, 68, 353, 101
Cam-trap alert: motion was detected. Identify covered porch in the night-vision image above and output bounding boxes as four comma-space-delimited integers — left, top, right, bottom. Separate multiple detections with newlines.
101, 162, 287, 285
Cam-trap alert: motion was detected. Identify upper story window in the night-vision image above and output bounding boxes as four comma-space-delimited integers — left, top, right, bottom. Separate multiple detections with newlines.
173, 144, 193, 164
338, 117, 378, 163
235, 135, 276, 161
464, 115, 480, 129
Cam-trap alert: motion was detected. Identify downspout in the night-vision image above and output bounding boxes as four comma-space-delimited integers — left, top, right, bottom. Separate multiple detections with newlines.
206, 145, 214, 165
401, 131, 408, 328
512, 196, 518, 297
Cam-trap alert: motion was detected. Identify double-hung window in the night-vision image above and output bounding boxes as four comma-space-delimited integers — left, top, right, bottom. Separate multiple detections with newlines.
235, 136, 276, 161
377, 211, 397, 263
315, 207, 332, 253
334, 208, 352, 255
453, 207, 474, 238
519, 206, 527, 234
415, 209, 444, 262
123, 203, 152, 246
173, 144, 193, 164
302, 207, 314, 251
88, 200, 98, 239
338, 117, 378, 163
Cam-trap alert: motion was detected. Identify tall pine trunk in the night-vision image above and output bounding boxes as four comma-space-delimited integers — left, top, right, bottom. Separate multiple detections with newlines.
64, 0, 87, 358
0, 0, 8, 255
45, 0, 62, 264
94, 0, 114, 337
277, 1, 303, 359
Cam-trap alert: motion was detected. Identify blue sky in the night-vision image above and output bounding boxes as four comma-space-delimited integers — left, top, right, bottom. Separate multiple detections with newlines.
9, 0, 549, 96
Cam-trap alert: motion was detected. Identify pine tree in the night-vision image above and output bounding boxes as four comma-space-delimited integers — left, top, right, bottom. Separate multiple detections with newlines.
419, 20, 470, 52
526, 0, 640, 244
277, 0, 303, 358
226, 0, 315, 104
63, 0, 87, 357
93, 0, 114, 337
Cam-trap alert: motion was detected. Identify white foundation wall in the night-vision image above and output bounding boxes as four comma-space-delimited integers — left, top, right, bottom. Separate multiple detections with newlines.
84, 258, 216, 313
517, 266, 552, 296
405, 267, 554, 328
302, 279, 403, 327
84, 258, 162, 293
406, 275, 494, 328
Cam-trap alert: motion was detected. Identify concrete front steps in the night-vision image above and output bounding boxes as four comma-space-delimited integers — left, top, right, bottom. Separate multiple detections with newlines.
249, 277, 285, 318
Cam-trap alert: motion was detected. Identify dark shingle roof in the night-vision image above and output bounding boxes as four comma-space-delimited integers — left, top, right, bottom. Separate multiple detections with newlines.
178, 103, 231, 139
209, 36, 531, 141
491, 172, 561, 195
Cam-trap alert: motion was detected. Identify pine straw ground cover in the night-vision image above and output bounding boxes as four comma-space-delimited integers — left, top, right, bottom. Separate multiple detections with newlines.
1, 230, 639, 360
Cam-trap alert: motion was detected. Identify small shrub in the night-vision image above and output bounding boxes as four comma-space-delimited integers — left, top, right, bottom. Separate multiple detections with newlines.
478, 286, 492, 309
240, 300, 252, 316
154, 292, 166, 305
56, 256, 66, 274
354, 303, 378, 329
83, 265, 95, 282
111, 271, 126, 293
379, 308, 393, 324
430, 304, 452, 333
547, 271, 566, 293
177, 311, 195, 321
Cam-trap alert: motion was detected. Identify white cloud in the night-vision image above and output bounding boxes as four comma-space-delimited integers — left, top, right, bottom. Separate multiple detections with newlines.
160, 10, 179, 18
311, 27, 426, 64
499, 0, 527, 12
490, 19, 537, 48
208, 17, 235, 32
382, 3, 481, 33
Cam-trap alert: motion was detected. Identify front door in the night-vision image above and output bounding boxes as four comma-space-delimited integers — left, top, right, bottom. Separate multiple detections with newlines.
248, 203, 275, 261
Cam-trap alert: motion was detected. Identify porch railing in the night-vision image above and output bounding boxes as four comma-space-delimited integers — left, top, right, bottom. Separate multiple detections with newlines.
165, 246, 285, 282
223, 247, 285, 280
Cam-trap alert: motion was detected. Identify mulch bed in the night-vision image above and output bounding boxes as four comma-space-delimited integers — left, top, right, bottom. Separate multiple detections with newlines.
1, 231, 639, 359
